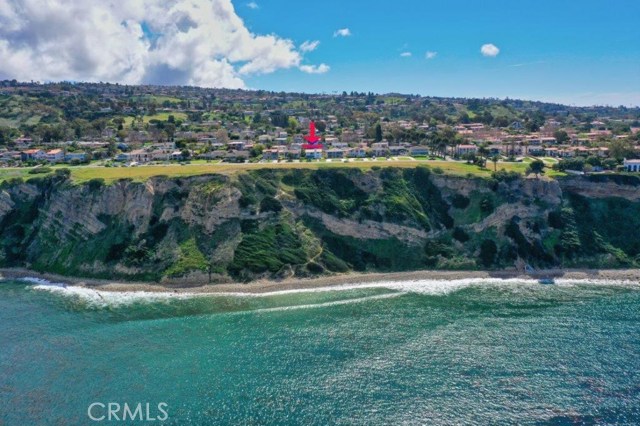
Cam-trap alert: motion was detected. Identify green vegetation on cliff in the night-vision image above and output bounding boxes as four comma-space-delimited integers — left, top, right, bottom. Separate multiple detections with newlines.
0, 167, 638, 283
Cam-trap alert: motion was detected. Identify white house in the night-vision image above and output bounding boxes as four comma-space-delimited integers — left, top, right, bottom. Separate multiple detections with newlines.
305, 148, 323, 160
326, 149, 346, 159
46, 149, 65, 163
65, 152, 87, 162
456, 144, 477, 156
624, 159, 640, 172
372, 142, 389, 157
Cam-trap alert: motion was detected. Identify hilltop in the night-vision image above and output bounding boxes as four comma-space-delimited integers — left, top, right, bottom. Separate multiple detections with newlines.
0, 80, 639, 183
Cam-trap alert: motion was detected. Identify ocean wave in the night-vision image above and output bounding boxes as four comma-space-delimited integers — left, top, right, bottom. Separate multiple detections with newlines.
29, 280, 199, 308
23, 276, 640, 309
237, 293, 405, 314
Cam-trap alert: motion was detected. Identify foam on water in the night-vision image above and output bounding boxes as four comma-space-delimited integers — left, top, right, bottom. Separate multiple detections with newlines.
22, 276, 640, 309
235, 293, 405, 315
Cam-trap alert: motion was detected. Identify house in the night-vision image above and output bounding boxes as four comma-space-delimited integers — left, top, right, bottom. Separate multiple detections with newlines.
227, 141, 245, 151
129, 149, 150, 163
329, 141, 349, 148
389, 145, 408, 156
528, 147, 545, 156
20, 149, 46, 162
65, 152, 87, 162
372, 142, 389, 157
0, 151, 22, 163
46, 149, 65, 163
624, 159, 640, 172
199, 150, 226, 160
14, 137, 33, 148
326, 149, 346, 159
286, 149, 301, 159
348, 147, 368, 158
224, 150, 249, 162
262, 149, 280, 161
456, 144, 477, 156
409, 146, 429, 156
305, 148, 323, 160
544, 147, 559, 157
541, 137, 558, 145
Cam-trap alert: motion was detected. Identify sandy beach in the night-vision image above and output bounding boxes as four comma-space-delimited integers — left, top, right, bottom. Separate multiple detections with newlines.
3, 267, 640, 294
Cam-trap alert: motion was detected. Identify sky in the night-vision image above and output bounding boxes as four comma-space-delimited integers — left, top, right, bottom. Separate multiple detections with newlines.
0, 0, 638, 106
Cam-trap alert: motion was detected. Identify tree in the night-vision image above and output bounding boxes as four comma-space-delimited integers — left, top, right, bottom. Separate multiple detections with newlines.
490, 155, 500, 171
608, 138, 636, 161
375, 123, 383, 142
216, 129, 229, 144
477, 144, 489, 167
526, 159, 545, 177
554, 130, 569, 144
479, 239, 498, 267
315, 121, 327, 132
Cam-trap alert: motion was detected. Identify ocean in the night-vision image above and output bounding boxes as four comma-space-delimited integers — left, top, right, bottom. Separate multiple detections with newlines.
1, 278, 640, 425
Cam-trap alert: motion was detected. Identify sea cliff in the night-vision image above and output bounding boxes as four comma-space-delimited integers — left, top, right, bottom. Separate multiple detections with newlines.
1, 167, 639, 283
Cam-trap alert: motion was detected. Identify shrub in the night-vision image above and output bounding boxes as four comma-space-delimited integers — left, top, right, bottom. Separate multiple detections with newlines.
451, 194, 470, 209
452, 227, 470, 242
480, 196, 494, 213
28, 166, 52, 174
260, 196, 283, 213
55, 168, 71, 179
479, 239, 498, 267
491, 169, 520, 183
87, 178, 105, 190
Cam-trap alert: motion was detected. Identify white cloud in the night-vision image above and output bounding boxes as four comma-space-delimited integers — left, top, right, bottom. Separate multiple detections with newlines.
299, 64, 330, 74
400, 52, 412, 57
425, 51, 438, 60
333, 28, 352, 38
481, 43, 500, 57
247, 2, 259, 9
0, 0, 327, 88
300, 40, 320, 53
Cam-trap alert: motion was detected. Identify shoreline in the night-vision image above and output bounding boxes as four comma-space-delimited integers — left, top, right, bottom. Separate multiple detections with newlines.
3, 267, 640, 294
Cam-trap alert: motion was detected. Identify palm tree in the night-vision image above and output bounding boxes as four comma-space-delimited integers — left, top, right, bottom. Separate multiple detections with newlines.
477, 144, 489, 168
491, 155, 500, 171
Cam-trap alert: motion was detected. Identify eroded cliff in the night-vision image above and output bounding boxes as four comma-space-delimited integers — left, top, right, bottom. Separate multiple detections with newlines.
0, 167, 638, 283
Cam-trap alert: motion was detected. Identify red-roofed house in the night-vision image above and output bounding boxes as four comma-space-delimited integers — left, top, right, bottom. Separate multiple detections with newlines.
20, 149, 46, 162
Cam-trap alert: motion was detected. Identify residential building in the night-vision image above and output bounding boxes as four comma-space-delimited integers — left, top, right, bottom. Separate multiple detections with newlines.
456, 144, 477, 156
46, 149, 65, 163
624, 159, 640, 172
372, 142, 389, 157
20, 149, 46, 161
326, 149, 346, 159
305, 148, 323, 160
409, 146, 429, 156
65, 152, 87, 162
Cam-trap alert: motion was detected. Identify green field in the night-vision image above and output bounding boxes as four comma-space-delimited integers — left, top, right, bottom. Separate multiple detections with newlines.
122, 112, 188, 126
0, 159, 565, 184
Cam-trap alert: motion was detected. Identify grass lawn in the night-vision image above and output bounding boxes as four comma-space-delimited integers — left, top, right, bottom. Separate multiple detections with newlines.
122, 112, 188, 126
0, 160, 565, 184
0, 168, 41, 181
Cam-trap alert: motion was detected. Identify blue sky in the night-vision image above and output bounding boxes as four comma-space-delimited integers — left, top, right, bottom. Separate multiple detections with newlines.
237, 0, 640, 106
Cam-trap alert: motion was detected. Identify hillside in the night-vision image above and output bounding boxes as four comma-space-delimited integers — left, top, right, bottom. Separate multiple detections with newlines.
1, 167, 639, 283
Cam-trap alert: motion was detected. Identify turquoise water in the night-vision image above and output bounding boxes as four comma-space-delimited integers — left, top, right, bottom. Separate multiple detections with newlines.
1, 278, 640, 425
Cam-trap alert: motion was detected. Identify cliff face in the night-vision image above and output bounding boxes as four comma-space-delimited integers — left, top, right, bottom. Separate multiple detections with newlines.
1, 168, 639, 283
